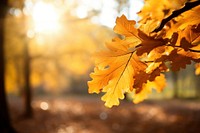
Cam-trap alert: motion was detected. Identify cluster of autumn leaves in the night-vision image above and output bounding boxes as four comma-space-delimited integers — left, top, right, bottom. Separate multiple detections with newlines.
88, 0, 200, 107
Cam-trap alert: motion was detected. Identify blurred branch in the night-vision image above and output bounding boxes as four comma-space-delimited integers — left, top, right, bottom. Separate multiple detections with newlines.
153, 0, 200, 32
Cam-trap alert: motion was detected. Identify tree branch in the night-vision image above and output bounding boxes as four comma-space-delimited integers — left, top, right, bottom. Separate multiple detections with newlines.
172, 45, 200, 53
153, 0, 200, 32
188, 48, 200, 53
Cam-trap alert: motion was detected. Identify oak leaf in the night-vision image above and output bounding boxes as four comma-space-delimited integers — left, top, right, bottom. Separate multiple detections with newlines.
165, 5, 200, 38
88, 0, 200, 107
88, 36, 147, 107
173, 24, 200, 51
113, 15, 138, 37
88, 53, 147, 107
133, 74, 166, 104
136, 31, 168, 55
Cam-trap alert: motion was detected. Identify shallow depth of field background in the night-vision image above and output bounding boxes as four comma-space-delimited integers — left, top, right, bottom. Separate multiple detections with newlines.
3, 0, 200, 133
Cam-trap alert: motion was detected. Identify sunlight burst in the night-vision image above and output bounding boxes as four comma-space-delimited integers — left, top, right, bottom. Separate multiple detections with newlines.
32, 1, 60, 33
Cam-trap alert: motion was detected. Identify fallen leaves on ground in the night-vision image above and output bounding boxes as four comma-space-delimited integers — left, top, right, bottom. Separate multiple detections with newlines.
9, 96, 200, 133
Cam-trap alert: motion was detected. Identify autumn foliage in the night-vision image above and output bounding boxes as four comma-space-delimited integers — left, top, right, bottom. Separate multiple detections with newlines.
88, 0, 200, 108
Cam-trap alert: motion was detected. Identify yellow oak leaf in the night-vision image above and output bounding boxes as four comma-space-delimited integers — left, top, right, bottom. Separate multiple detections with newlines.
183, 24, 200, 45
88, 1, 200, 108
165, 5, 200, 38
136, 31, 168, 56
105, 37, 128, 52
113, 15, 138, 37
133, 74, 166, 104
174, 6, 200, 31
88, 15, 170, 107
88, 51, 147, 107
110, 15, 170, 56
138, 0, 187, 34
147, 46, 174, 61
178, 48, 200, 58
134, 62, 168, 94
156, 49, 192, 71
173, 24, 200, 51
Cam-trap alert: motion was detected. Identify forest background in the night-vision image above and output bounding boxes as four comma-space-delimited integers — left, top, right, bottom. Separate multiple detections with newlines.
0, 0, 200, 133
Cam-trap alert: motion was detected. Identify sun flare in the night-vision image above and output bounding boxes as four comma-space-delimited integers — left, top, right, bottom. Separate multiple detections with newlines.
32, 1, 60, 33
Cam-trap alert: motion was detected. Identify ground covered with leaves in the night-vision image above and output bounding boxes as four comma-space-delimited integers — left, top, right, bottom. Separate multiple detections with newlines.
9, 96, 200, 133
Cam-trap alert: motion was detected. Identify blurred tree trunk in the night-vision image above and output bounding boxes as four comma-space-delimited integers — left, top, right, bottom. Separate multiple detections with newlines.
172, 71, 179, 98
21, 11, 33, 117
0, 0, 17, 133
23, 38, 32, 117
194, 75, 200, 98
